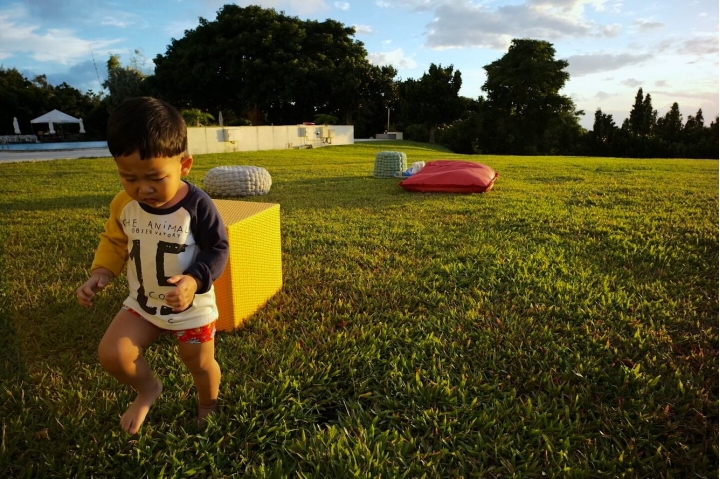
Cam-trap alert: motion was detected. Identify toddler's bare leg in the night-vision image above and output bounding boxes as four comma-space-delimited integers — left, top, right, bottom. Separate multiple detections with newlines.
178, 340, 221, 422
98, 309, 163, 434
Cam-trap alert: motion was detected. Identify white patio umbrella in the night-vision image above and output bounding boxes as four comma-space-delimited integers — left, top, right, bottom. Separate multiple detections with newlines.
13, 117, 20, 134
79, 118, 86, 133
31, 109, 80, 136
218, 111, 224, 126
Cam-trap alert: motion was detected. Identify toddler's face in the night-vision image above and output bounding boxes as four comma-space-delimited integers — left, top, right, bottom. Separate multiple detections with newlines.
114, 151, 193, 209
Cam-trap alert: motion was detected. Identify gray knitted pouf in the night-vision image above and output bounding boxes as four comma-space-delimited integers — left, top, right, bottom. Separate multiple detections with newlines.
204, 166, 272, 197
373, 151, 407, 178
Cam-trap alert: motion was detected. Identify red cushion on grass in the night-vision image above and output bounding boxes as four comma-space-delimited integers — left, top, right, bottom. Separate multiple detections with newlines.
399, 160, 499, 193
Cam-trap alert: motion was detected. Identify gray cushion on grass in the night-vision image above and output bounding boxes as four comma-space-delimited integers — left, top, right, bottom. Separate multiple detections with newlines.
204, 166, 272, 197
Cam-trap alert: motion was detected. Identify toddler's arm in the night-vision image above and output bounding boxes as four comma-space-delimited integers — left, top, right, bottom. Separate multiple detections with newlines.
76, 267, 114, 307
184, 193, 229, 294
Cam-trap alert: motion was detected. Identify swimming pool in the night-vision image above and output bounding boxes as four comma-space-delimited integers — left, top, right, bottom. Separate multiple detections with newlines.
0, 141, 108, 151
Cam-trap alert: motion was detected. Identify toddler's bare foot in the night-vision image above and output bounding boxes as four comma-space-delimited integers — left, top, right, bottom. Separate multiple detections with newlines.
197, 399, 218, 427
120, 378, 163, 434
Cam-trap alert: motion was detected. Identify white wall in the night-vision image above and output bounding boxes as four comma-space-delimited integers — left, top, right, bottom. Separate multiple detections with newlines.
374, 131, 404, 140
187, 125, 354, 155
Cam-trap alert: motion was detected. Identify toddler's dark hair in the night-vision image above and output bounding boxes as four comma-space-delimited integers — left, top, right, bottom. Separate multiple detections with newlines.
107, 97, 187, 160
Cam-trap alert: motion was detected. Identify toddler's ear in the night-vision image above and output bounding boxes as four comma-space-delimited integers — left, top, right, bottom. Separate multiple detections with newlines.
181, 155, 194, 175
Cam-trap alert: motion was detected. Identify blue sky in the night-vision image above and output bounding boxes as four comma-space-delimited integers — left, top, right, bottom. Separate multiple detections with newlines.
1, 0, 717, 129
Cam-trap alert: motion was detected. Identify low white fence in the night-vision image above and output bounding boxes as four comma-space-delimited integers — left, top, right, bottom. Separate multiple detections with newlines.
374, 131, 404, 140
187, 125, 354, 155
0, 135, 39, 145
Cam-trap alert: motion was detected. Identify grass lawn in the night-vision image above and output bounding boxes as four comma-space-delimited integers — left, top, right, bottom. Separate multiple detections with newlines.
0, 141, 717, 477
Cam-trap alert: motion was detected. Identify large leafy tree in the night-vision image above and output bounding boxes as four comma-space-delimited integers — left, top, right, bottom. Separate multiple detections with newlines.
399, 64, 463, 143
330, 60, 397, 128
480, 39, 580, 154
149, 5, 379, 125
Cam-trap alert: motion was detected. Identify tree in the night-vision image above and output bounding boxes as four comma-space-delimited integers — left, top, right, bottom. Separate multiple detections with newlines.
0, 67, 43, 134
705, 117, 720, 158
32, 74, 51, 91
626, 88, 657, 136
329, 60, 397, 130
435, 97, 484, 154
655, 102, 683, 143
642, 93, 657, 135
585, 109, 618, 156
313, 113, 338, 125
480, 39, 580, 154
627, 88, 644, 135
102, 53, 147, 112
609, 89, 718, 159
683, 109, 717, 159
591, 109, 617, 144
0, 67, 105, 138
400, 64, 463, 143
181, 108, 215, 126
149, 5, 381, 126
684, 108, 705, 136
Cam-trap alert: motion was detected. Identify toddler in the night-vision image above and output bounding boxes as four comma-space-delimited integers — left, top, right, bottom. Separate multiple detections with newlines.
76, 97, 228, 434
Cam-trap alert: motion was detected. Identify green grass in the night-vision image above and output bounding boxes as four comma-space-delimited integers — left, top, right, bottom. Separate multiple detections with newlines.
1, 141, 717, 477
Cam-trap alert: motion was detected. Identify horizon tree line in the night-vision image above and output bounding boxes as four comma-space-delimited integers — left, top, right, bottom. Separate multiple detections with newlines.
0, 5, 716, 159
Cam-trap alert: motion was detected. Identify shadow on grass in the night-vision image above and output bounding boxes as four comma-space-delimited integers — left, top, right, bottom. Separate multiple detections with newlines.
0, 303, 25, 384
263, 175, 497, 211
0, 194, 114, 213
354, 140, 453, 153
0, 225, 27, 383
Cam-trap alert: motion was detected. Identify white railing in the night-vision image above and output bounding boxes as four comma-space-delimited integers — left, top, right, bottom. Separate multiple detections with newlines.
0, 135, 39, 146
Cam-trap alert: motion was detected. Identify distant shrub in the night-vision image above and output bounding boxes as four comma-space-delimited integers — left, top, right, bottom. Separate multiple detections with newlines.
181, 108, 214, 126
404, 124, 429, 143
314, 114, 338, 125
436, 117, 481, 154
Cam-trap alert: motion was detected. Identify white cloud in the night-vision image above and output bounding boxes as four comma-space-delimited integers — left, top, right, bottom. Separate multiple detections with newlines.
334, 1, 350, 10
633, 18, 664, 31
425, 1, 620, 50
368, 48, 418, 69
292, 0, 330, 13
164, 20, 198, 38
101, 17, 133, 28
678, 35, 719, 55
234, 0, 330, 15
594, 91, 612, 100
620, 78, 643, 88
528, 0, 605, 17
0, 8, 122, 65
586, 0, 623, 13
353, 24, 374, 35
654, 34, 719, 57
565, 53, 653, 76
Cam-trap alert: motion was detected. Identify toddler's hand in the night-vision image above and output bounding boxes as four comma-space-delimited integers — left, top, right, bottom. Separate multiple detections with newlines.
165, 275, 198, 312
76, 269, 113, 307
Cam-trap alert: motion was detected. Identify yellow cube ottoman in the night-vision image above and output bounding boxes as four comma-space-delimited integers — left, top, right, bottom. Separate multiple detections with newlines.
212, 200, 282, 331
